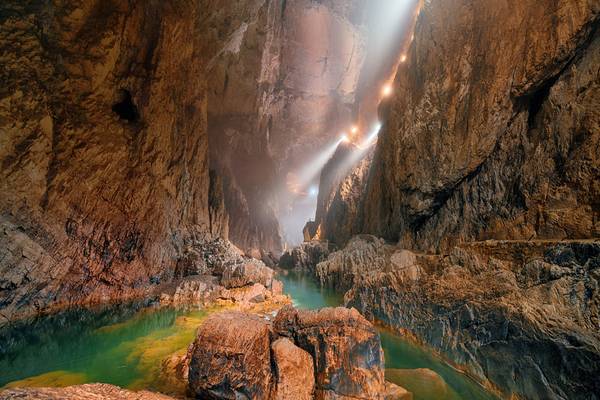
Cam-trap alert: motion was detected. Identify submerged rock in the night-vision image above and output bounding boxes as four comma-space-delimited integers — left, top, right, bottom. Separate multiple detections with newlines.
386, 369, 454, 400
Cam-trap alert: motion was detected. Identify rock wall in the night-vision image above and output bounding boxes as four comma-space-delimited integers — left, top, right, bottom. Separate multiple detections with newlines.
0, 0, 238, 322
322, 0, 600, 252
316, 236, 600, 399
206, 0, 370, 252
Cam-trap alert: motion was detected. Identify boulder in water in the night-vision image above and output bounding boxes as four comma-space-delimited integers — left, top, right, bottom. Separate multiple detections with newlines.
188, 312, 274, 399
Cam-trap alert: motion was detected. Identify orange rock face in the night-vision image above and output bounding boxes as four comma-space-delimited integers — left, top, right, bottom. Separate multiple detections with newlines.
272, 338, 315, 400
274, 306, 386, 400
188, 312, 274, 399
188, 307, 399, 400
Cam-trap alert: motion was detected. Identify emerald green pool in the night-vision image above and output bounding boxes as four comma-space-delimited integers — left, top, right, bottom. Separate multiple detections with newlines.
0, 271, 498, 400
0, 303, 208, 394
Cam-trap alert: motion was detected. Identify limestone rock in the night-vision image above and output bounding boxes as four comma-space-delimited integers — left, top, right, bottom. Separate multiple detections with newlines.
319, 0, 600, 252
220, 261, 273, 289
271, 338, 315, 400
274, 306, 386, 400
319, 237, 600, 399
188, 312, 273, 399
0, 384, 175, 399
278, 241, 335, 271
0, 0, 232, 323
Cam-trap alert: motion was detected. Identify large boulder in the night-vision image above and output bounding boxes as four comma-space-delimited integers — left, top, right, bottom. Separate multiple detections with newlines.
274, 306, 386, 399
188, 312, 273, 399
271, 338, 315, 400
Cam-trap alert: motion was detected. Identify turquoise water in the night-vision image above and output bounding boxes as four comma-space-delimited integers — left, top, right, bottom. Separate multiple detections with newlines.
0, 302, 209, 394
278, 269, 499, 400
0, 271, 497, 400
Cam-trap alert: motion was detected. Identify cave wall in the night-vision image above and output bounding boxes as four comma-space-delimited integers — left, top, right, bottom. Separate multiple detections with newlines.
322, 0, 600, 251
206, 0, 369, 253
0, 0, 231, 322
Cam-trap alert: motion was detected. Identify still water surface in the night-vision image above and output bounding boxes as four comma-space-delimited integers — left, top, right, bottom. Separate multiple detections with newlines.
0, 271, 498, 400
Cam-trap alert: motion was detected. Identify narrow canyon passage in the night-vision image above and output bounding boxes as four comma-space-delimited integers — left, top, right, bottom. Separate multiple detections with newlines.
1, 1, 599, 400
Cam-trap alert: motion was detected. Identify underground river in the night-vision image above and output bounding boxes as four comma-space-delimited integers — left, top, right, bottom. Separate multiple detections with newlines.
0, 271, 498, 400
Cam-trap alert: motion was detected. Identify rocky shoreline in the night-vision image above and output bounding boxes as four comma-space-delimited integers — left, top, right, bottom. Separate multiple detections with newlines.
0, 304, 414, 400
281, 236, 600, 400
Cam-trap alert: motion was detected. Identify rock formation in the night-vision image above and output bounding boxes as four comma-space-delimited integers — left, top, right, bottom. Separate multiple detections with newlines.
302, 2, 600, 398
0, 0, 231, 323
312, 235, 600, 399
319, 0, 600, 252
0, 383, 175, 400
278, 241, 334, 271
188, 306, 409, 400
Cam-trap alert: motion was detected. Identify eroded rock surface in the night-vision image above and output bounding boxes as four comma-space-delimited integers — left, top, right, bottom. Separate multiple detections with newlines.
0, 0, 239, 323
319, 0, 600, 252
271, 338, 315, 400
188, 307, 401, 400
274, 306, 386, 400
314, 236, 600, 399
188, 312, 274, 399
278, 241, 335, 271
0, 384, 175, 400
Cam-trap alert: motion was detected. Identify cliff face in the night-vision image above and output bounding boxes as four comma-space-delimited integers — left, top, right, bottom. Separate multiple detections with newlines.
322, 0, 600, 252
206, 0, 369, 252
0, 0, 228, 322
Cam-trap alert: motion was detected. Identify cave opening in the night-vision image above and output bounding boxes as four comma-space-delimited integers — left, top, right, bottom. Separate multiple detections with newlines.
112, 89, 139, 122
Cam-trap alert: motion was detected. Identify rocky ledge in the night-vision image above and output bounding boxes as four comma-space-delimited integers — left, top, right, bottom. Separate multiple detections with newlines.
0, 383, 176, 399
300, 235, 600, 399
157, 238, 287, 312
186, 306, 411, 400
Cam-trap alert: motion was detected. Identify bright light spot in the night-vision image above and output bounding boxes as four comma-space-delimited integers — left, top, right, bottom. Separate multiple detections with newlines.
411, 34, 414, 42
351, 125, 359, 134
308, 186, 318, 197
341, 133, 350, 143
361, 122, 382, 147
400, 54, 407, 63
382, 84, 393, 97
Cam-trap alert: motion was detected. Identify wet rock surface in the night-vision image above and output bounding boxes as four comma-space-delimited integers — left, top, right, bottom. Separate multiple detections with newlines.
0, 383, 175, 399
188, 306, 401, 400
312, 236, 600, 399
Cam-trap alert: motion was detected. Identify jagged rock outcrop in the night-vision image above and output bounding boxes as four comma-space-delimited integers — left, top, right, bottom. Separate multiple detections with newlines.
314, 235, 600, 399
188, 307, 404, 400
273, 306, 386, 400
319, 0, 600, 252
0, 383, 175, 400
278, 241, 334, 271
0, 0, 236, 323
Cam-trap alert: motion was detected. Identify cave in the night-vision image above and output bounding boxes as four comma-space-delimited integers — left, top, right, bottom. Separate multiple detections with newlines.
0, 1, 599, 400
112, 89, 139, 122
